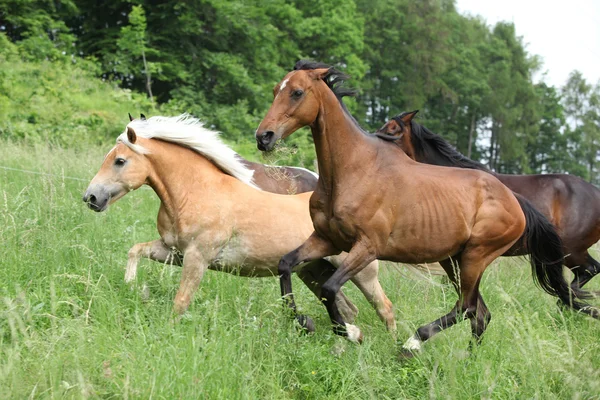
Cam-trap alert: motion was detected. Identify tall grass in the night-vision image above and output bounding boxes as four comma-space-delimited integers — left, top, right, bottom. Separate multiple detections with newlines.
0, 141, 599, 399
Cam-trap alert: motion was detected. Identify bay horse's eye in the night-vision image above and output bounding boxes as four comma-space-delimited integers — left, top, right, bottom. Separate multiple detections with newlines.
291, 89, 304, 98
115, 158, 126, 167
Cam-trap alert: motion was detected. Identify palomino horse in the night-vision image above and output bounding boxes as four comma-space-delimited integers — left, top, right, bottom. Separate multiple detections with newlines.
255, 61, 594, 358
82, 115, 395, 332
377, 112, 600, 292
129, 112, 318, 195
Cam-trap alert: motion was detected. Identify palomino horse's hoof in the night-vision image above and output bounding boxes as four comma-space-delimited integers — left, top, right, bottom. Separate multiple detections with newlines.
297, 315, 315, 334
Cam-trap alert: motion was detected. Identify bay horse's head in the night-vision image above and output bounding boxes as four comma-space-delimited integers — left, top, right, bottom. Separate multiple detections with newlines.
256, 61, 354, 151
376, 111, 419, 159
83, 124, 150, 212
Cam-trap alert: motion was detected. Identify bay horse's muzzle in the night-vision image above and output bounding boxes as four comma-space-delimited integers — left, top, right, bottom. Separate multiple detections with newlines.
256, 130, 275, 151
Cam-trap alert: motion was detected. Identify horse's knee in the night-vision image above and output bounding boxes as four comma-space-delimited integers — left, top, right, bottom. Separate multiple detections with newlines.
128, 244, 142, 259
321, 281, 340, 304
278, 259, 292, 277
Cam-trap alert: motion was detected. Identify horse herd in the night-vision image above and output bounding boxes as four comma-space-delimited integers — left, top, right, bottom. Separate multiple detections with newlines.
83, 60, 599, 360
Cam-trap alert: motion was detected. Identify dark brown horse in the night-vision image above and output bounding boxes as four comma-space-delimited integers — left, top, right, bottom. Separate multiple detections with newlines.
255, 61, 595, 358
377, 112, 600, 292
237, 158, 318, 195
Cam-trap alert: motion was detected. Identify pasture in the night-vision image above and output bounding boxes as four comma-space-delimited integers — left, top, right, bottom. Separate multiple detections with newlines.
1, 141, 599, 399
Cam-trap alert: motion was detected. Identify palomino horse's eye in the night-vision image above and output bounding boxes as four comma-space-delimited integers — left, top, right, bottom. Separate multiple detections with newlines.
114, 158, 126, 167
291, 89, 304, 98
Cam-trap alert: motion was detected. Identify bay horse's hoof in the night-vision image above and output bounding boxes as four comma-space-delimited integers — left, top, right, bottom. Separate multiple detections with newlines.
297, 315, 315, 334
397, 348, 418, 361
345, 323, 364, 344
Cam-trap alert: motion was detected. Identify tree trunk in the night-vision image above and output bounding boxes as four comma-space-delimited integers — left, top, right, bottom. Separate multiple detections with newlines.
467, 113, 475, 159
141, 47, 153, 102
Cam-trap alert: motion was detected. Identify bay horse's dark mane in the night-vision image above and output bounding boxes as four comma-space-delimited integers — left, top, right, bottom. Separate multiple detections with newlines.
391, 113, 490, 172
294, 60, 369, 135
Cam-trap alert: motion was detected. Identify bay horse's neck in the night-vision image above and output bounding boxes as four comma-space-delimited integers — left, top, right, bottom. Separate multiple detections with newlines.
310, 90, 379, 191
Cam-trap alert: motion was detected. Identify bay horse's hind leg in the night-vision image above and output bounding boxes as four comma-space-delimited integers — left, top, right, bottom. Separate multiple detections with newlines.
296, 259, 359, 324
399, 255, 492, 359
570, 253, 600, 290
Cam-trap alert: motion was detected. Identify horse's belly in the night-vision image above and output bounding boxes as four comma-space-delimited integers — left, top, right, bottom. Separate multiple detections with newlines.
382, 226, 467, 264
210, 237, 279, 277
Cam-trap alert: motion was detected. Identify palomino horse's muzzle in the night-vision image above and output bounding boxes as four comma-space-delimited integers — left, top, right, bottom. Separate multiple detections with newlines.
83, 185, 115, 212
256, 130, 275, 151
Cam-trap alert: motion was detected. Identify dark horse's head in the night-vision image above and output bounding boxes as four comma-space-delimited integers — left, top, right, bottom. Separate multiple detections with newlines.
377, 112, 489, 171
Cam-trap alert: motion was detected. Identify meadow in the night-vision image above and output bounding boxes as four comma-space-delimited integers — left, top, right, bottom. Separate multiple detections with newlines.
1, 140, 599, 399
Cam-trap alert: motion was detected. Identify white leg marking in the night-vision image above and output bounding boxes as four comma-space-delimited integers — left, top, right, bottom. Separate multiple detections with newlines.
402, 334, 422, 351
345, 323, 363, 344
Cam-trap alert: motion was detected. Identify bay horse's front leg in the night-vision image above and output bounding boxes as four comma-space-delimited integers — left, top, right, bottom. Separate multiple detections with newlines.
278, 232, 339, 332
173, 249, 208, 315
125, 239, 182, 283
320, 240, 377, 344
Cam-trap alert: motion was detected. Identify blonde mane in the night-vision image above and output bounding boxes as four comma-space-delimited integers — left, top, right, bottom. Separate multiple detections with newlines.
117, 114, 258, 189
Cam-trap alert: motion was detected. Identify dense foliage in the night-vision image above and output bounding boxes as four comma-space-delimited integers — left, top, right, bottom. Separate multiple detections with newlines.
1, 0, 600, 178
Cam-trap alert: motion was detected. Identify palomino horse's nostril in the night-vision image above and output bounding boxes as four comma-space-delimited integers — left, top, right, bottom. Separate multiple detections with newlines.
88, 194, 97, 204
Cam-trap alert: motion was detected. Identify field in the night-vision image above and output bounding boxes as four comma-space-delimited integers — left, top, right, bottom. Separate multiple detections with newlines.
1, 141, 599, 399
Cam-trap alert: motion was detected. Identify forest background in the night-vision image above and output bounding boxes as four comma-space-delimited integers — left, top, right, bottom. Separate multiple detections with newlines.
2, 0, 600, 180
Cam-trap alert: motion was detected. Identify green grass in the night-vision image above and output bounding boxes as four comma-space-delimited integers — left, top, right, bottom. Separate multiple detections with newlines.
1, 141, 599, 399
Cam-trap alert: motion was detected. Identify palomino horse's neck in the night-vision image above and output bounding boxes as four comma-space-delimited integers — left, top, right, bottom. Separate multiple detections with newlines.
310, 89, 379, 192
143, 139, 224, 222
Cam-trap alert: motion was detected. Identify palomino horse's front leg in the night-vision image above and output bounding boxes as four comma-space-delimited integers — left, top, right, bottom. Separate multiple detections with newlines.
278, 232, 339, 332
320, 240, 377, 344
173, 249, 208, 315
125, 240, 181, 283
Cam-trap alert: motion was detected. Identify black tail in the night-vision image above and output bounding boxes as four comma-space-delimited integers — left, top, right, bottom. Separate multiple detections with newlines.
516, 194, 595, 314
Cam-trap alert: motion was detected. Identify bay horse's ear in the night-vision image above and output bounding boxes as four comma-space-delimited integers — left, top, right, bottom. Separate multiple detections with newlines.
384, 120, 404, 138
401, 110, 419, 123
127, 126, 137, 144
306, 68, 331, 81
128, 113, 134, 122
140, 113, 147, 121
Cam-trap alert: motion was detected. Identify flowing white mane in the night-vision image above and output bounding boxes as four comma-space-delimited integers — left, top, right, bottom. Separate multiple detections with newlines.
117, 114, 258, 189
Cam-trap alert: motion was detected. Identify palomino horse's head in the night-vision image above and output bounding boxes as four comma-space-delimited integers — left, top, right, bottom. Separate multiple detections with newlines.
256, 61, 351, 151
83, 126, 150, 211
375, 110, 419, 159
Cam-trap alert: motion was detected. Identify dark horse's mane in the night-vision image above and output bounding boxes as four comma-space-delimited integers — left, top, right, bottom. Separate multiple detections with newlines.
294, 60, 368, 134
390, 113, 490, 172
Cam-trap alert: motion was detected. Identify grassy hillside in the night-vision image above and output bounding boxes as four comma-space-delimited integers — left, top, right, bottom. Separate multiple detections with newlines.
0, 141, 598, 399
0, 34, 315, 169
0, 35, 153, 147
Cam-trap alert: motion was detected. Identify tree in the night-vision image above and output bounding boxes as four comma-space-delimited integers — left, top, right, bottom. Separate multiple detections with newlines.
114, 5, 156, 101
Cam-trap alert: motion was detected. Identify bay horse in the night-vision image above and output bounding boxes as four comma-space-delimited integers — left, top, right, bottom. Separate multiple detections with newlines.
255, 61, 595, 358
82, 115, 396, 333
377, 112, 600, 292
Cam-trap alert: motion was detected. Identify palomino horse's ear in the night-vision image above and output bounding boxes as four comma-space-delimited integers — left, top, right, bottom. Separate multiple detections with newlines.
306, 68, 331, 81
127, 126, 137, 144
140, 113, 147, 121
128, 113, 134, 122
401, 110, 419, 123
